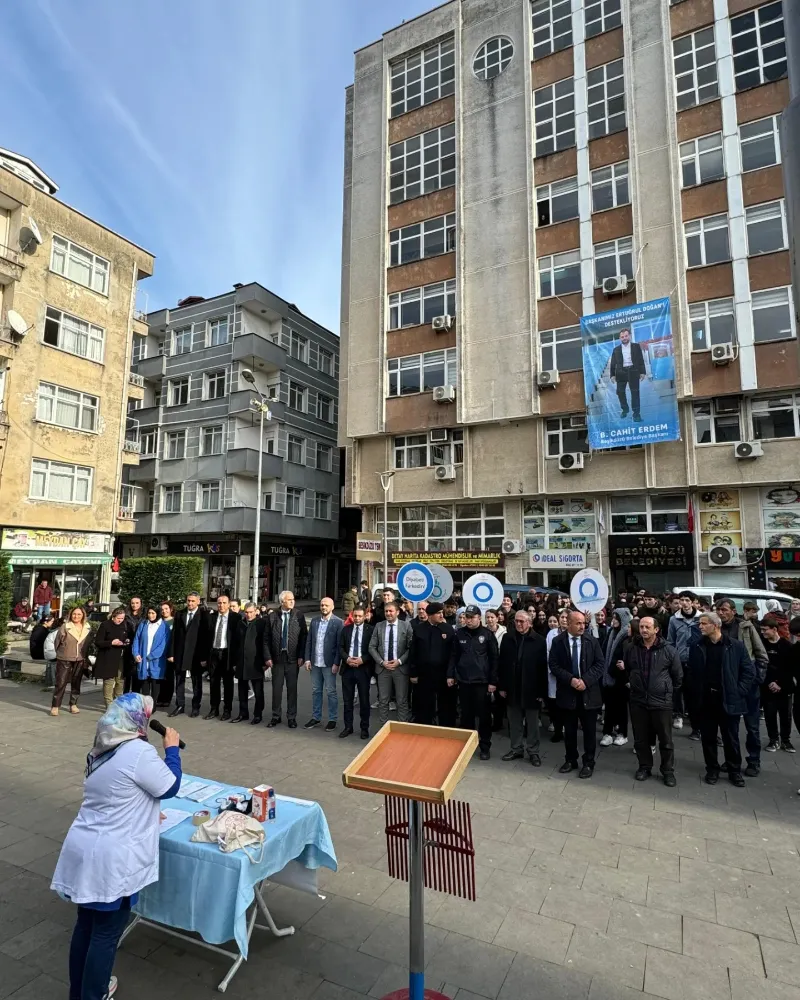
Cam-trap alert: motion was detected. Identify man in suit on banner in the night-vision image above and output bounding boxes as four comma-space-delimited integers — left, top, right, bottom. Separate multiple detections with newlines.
609, 327, 646, 422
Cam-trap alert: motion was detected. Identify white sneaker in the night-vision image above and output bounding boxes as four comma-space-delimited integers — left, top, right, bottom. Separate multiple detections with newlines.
613, 735, 628, 746
673, 716, 683, 730
651, 745, 656, 755
107, 977, 118, 998
600, 734, 613, 747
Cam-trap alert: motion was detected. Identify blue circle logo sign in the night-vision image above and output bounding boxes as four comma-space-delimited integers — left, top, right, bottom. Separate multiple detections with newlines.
578, 578, 599, 601
396, 562, 435, 602
474, 582, 493, 603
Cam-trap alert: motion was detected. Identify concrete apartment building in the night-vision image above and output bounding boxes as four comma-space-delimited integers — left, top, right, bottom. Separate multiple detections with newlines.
340, 0, 800, 597
125, 284, 348, 604
0, 148, 153, 609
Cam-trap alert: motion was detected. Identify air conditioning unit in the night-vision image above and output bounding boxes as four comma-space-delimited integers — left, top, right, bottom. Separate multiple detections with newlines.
537, 370, 560, 389
711, 343, 735, 365
502, 539, 523, 555
433, 384, 456, 404
150, 535, 167, 552
708, 544, 741, 567
434, 464, 456, 482
734, 440, 763, 460
558, 453, 585, 472
429, 428, 449, 443
432, 315, 453, 332
602, 275, 629, 296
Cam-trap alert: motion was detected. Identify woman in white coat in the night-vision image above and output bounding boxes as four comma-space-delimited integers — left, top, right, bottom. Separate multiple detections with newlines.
51, 693, 182, 1000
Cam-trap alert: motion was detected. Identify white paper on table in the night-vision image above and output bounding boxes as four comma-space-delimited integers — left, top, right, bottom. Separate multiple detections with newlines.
194, 784, 225, 803
176, 780, 209, 799
159, 808, 192, 834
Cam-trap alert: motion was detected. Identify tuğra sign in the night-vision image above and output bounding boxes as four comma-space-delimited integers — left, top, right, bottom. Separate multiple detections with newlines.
608, 533, 694, 571
167, 540, 240, 555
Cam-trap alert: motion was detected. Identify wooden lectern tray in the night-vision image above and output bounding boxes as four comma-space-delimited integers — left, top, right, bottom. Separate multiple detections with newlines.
342, 721, 479, 803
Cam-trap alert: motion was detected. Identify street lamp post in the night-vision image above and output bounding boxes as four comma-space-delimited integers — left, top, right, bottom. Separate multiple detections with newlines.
241, 369, 272, 605
379, 471, 395, 587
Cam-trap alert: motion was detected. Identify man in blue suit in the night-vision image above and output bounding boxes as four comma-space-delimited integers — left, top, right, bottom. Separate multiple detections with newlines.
303, 597, 344, 731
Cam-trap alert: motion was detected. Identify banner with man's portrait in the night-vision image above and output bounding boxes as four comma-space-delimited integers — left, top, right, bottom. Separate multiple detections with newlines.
580, 297, 680, 450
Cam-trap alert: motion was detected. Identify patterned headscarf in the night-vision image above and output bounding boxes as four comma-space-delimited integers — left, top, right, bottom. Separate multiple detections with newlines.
86, 693, 154, 776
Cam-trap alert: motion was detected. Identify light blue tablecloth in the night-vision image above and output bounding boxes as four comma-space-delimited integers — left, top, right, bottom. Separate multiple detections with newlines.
134, 774, 337, 957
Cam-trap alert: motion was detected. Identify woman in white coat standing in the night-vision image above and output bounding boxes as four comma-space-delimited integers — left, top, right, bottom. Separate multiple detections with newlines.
51, 693, 182, 1000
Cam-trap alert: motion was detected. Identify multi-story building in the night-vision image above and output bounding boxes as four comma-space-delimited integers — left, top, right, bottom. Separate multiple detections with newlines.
125, 284, 348, 604
340, 0, 800, 599
0, 148, 153, 608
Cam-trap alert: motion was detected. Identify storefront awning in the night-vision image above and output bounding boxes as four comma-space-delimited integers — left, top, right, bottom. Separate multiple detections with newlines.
2, 551, 113, 567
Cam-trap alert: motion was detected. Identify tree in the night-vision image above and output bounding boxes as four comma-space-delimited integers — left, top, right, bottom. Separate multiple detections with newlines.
118, 557, 204, 608
0, 554, 10, 655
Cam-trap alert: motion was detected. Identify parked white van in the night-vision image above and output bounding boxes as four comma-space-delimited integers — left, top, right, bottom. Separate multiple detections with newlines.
672, 586, 792, 618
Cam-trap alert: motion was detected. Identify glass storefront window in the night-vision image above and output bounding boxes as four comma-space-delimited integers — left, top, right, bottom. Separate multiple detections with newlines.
294, 558, 314, 601
63, 566, 101, 604
377, 503, 505, 551
524, 497, 596, 551
610, 493, 687, 533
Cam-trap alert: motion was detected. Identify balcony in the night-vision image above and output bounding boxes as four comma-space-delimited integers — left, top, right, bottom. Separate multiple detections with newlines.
131, 403, 160, 425
222, 507, 286, 535
232, 333, 285, 373
127, 371, 145, 400
116, 506, 137, 533
0, 244, 23, 285
129, 457, 156, 482
225, 448, 284, 479
228, 389, 285, 422
136, 354, 166, 382
122, 438, 141, 465
132, 307, 148, 336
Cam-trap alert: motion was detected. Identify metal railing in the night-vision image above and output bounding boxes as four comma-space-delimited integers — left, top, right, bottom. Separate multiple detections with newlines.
128, 371, 145, 387
123, 438, 141, 453
133, 307, 148, 323
118, 506, 136, 520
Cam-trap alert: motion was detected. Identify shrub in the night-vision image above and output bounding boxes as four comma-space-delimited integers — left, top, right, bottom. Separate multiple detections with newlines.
118, 557, 204, 608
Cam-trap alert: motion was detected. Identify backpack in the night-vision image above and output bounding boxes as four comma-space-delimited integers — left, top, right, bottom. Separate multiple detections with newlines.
43, 629, 58, 661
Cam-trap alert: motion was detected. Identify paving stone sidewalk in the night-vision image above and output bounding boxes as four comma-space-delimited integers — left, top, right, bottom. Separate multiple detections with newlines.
0, 676, 799, 999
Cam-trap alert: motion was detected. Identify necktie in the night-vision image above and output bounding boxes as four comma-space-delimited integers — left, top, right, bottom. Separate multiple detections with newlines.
388, 624, 395, 661
187, 610, 193, 625
215, 614, 225, 648
571, 637, 580, 678
351, 625, 360, 658
282, 612, 289, 649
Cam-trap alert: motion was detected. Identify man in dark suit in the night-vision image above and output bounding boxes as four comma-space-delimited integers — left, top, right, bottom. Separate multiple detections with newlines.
303, 597, 344, 731
549, 609, 606, 778
339, 605, 374, 739
205, 594, 242, 721
264, 590, 308, 729
609, 327, 646, 422
369, 602, 414, 723
231, 603, 268, 725
168, 591, 209, 718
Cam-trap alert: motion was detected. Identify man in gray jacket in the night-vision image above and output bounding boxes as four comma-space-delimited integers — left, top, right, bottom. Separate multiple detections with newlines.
369, 602, 414, 723
717, 598, 768, 776
666, 591, 702, 739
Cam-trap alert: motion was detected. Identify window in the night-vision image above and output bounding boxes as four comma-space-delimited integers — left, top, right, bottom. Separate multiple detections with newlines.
694, 399, 741, 444
30, 459, 93, 504
140, 428, 158, 457
752, 287, 795, 343
740, 115, 781, 172
540, 325, 582, 372
531, 0, 572, 60
207, 318, 229, 347
536, 177, 579, 226
389, 124, 456, 205
473, 37, 514, 80
546, 416, 589, 457
689, 298, 736, 351
685, 214, 730, 267
132, 336, 147, 363
285, 487, 304, 516
673, 28, 718, 110
538, 249, 581, 297
753, 393, 800, 440
610, 493, 688, 532
746, 200, 787, 255
263, 492, 273, 510
387, 349, 457, 397
289, 331, 308, 363
591, 161, 629, 212
167, 377, 189, 406
389, 214, 456, 266
288, 381, 307, 411
161, 485, 182, 513
287, 434, 305, 464
594, 236, 633, 286
394, 435, 429, 470
36, 383, 98, 432
587, 59, 626, 139
317, 394, 333, 422
585, 0, 622, 38
680, 133, 724, 187
164, 430, 186, 460
431, 429, 463, 466
200, 425, 224, 455
318, 348, 334, 375
43, 307, 105, 363
314, 492, 331, 520
533, 78, 575, 157
50, 235, 109, 295
204, 370, 226, 400
316, 443, 333, 472
377, 503, 504, 553
389, 280, 456, 329
524, 497, 597, 551
730, 2, 787, 92
390, 38, 454, 117
198, 481, 221, 511
172, 327, 192, 355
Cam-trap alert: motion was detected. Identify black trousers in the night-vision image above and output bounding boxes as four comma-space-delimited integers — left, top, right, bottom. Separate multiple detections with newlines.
548, 698, 563, 737
238, 678, 264, 720
140, 677, 161, 705
562, 695, 598, 766
492, 690, 507, 732
763, 689, 792, 743
158, 667, 174, 705
700, 690, 742, 775
602, 684, 629, 737
341, 666, 371, 731
629, 704, 674, 774
413, 669, 458, 726
615, 369, 641, 415
175, 663, 203, 712
271, 651, 299, 721
209, 648, 234, 713
458, 683, 492, 752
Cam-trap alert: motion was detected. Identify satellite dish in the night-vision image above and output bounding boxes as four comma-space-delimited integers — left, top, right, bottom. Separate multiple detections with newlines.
28, 217, 42, 245
19, 217, 42, 256
7, 310, 30, 337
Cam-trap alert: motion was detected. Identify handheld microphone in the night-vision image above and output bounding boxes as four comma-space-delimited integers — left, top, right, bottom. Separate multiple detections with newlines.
149, 718, 186, 750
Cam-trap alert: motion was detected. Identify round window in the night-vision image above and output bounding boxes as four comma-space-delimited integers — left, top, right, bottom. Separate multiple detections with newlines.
473, 37, 514, 81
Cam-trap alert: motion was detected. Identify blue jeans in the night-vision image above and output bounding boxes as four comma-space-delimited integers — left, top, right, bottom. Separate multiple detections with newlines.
743, 686, 761, 765
37, 602, 51, 620
69, 898, 131, 1000
311, 664, 338, 722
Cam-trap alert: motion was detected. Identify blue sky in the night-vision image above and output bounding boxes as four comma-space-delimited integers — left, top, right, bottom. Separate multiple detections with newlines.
2, 0, 437, 332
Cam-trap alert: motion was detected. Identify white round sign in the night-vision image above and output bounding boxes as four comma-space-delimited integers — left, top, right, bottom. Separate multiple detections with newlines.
569, 569, 609, 615
396, 562, 435, 602
428, 564, 454, 603
463, 573, 504, 610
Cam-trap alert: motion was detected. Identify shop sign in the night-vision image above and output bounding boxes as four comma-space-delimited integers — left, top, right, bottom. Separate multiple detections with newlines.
529, 549, 586, 569
167, 540, 240, 555
765, 548, 800, 567
1, 528, 107, 553
264, 542, 323, 557
356, 532, 383, 560
390, 551, 504, 569
608, 533, 693, 571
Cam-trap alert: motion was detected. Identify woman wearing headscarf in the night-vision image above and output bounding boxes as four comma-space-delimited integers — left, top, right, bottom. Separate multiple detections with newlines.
545, 609, 569, 742
51, 606, 92, 717
599, 607, 633, 747
51, 694, 182, 1000
132, 607, 172, 707
94, 608, 131, 709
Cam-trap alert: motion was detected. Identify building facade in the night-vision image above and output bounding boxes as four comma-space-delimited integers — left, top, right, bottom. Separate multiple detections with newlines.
0, 149, 153, 609
340, 0, 800, 598
125, 284, 347, 604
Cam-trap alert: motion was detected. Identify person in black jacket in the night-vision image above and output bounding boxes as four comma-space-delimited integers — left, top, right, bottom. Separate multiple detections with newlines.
761, 616, 795, 752
621, 617, 682, 785
122, 596, 144, 693
263, 591, 308, 728
609, 327, 646, 421
93, 608, 132, 708
231, 603, 268, 725
339, 606, 374, 739
448, 606, 499, 760
498, 611, 548, 766
29, 616, 56, 660
205, 595, 243, 721
410, 602, 456, 727
549, 610, 606, 778
168, 593, 210, 718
